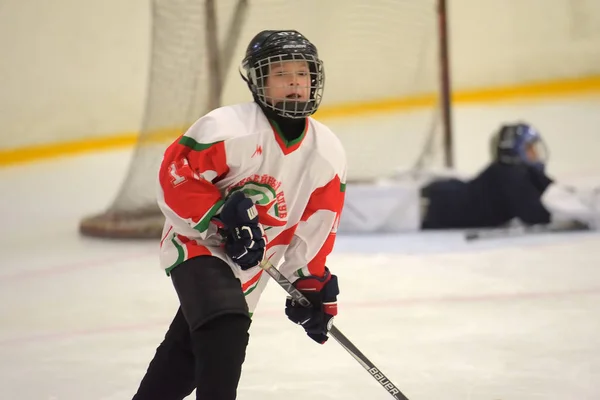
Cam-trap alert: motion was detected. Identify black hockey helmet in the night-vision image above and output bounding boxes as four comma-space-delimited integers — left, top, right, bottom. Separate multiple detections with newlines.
240, 30, 325, 118
490, 122, 548, 171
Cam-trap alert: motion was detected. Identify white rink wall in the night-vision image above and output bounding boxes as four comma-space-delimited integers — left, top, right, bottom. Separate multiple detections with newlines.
330, 96, 600, 181
1, 0, 600, 150
0, 0, 150, 150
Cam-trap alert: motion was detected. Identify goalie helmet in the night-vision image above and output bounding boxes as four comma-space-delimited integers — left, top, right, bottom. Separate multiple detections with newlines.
491, 122, 548, 171
240, 30, 325, 118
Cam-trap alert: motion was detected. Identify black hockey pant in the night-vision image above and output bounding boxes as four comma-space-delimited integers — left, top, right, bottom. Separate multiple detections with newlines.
132, 256, 252, 400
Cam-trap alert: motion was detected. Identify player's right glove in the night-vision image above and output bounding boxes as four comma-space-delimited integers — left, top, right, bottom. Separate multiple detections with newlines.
220, 191, 266, 270
285, 268, 339, 344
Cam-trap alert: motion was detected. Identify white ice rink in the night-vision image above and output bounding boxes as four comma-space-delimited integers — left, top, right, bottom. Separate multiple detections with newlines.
1, 98, 600, 400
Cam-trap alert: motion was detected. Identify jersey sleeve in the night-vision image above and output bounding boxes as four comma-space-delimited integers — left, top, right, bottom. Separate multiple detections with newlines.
157, 117, 230, 239
499, 166, 552, 225
279, 163, 347, 281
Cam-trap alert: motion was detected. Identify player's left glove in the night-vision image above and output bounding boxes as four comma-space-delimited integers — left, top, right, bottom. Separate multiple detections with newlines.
285, 268, 339, 344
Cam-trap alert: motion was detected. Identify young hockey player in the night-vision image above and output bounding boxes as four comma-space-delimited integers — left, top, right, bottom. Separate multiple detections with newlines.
420, 122, 599, 231
339, 122, 598, 233
421, 122, 553, 229
132, 30, 346, 400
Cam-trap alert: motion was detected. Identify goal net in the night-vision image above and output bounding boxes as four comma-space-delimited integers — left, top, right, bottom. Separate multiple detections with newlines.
79, 0, 448, 238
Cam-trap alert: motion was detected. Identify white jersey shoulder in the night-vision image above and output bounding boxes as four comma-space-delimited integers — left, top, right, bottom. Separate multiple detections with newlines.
184, 102, 264, 143
308, 117, 347, 178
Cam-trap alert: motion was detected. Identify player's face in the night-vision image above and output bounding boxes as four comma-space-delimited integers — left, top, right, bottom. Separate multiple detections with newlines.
525, 143, 538, 162
264, 60, 311, 105
525, 140, 546, 163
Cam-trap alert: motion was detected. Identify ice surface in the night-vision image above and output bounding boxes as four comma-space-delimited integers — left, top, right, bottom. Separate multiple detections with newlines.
1, 99, 600, 400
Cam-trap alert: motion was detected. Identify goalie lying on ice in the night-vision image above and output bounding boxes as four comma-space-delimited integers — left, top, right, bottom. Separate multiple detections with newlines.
338, 122, 600, 233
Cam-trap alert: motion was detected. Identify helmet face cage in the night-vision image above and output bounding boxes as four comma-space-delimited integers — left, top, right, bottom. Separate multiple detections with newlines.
243, 52, 325, 118
524, 136, 548, 167
492, 124, 548, 169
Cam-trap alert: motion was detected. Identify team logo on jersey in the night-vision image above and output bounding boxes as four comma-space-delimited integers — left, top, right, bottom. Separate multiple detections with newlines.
229, 174, 288, 227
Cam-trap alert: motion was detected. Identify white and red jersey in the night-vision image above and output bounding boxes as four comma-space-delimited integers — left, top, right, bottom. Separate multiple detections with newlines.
157, 102, 346, 312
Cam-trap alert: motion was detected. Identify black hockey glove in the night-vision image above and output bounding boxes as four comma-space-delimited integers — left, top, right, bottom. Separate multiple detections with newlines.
220, 191, 266, 270
285, 268, 339, 344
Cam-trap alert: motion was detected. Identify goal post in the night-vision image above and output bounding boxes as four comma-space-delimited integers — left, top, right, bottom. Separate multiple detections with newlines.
79, 0, 453, 239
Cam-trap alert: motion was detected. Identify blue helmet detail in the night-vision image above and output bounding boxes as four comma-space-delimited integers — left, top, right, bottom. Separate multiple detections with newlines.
492, 123, 547, 171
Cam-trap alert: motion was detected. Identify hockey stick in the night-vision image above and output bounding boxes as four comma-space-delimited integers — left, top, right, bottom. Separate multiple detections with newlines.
464, 222, 590, 242
259, 259, 410, 400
